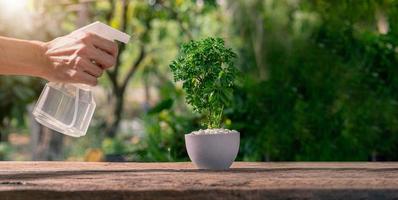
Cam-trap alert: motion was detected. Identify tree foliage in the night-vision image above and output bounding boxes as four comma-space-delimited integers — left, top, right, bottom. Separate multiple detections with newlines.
2, 0, 398, 162
0, 78, 41, 141
227, 0, 398, 161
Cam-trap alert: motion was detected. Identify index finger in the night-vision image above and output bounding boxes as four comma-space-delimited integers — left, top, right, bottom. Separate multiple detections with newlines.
88, 33, 118, 57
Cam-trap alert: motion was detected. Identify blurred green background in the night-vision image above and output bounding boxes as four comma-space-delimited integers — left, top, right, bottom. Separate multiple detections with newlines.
0, 0, 398, 162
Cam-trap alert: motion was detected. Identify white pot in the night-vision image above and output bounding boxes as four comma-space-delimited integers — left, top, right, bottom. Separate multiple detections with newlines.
185, 129, 240, 170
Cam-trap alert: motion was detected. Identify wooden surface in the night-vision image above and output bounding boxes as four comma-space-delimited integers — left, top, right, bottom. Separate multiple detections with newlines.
0, 162, 397, 200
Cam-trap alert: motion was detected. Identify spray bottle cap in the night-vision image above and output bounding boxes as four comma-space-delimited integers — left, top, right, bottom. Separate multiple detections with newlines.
75, 21, 130, 44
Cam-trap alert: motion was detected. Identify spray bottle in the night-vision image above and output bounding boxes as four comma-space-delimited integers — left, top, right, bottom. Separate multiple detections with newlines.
33, 22, 130, 137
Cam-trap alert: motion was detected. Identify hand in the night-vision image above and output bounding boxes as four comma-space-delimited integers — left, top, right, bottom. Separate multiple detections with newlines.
40, 31, 118, 86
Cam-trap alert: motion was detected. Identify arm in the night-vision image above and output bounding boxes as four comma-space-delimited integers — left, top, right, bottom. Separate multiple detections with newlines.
0, 37, 47, 78
0, 32, 118, 86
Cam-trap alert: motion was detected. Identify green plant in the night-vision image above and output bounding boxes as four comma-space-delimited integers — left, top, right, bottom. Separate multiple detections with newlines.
170, 37, 237, 129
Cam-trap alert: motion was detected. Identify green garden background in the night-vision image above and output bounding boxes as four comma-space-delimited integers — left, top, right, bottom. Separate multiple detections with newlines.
1, 0, 398, 162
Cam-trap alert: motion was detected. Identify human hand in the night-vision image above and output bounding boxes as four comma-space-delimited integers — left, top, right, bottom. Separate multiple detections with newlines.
39, 31, 118, 86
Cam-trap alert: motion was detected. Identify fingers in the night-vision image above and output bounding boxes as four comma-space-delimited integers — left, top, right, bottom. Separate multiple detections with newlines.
62, 56, 101, 86
45, 31, 120, 85
61, 68, 98, 86
74, 33, 117, 69
88, 33, 118, 57
86, 46, 116, 69
73, 71, 98, 86
73, 43, 116, 70
77, 57, 103, 77
74, 57, 102, 85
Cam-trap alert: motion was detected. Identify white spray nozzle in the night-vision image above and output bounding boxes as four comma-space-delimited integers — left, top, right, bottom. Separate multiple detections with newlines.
76, 21, 130, 44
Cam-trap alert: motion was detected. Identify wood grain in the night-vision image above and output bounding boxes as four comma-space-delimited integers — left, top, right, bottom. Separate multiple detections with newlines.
0, 162, 397, 200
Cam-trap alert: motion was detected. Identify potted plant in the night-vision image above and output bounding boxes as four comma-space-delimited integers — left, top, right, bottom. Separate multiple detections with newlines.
169, 37, 239, 169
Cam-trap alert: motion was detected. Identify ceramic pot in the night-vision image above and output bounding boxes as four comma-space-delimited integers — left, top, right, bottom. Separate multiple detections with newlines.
185, 130, 240, 170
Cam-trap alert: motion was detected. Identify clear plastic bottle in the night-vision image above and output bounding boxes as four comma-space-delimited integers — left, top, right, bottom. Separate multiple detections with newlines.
33, 83, 95, 137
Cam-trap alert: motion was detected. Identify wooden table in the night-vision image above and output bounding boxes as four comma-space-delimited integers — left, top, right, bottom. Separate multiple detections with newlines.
0, 162, 397, 199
